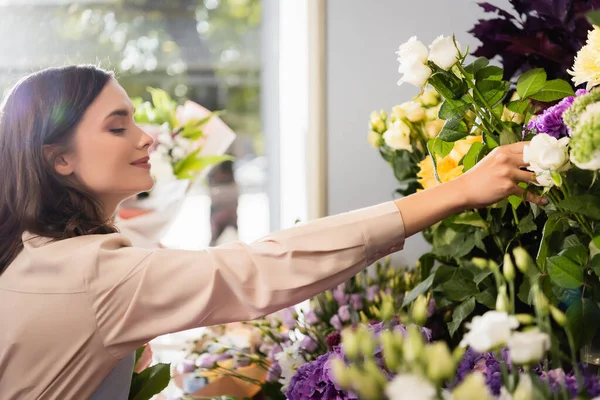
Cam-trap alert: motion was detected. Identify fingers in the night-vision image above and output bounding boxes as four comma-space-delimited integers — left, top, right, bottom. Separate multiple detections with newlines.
512, 185, 548, 206
504, 141, 528, 154
513, 169, 536, 185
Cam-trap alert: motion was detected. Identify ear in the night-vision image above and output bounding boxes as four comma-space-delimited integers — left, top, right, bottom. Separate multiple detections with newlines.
43, 145, 75, 176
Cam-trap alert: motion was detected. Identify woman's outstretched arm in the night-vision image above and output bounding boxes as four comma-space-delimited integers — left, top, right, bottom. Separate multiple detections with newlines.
82, 142, 541, 359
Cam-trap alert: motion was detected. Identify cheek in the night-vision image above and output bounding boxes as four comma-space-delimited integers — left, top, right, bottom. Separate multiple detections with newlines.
73, 137, 130, 191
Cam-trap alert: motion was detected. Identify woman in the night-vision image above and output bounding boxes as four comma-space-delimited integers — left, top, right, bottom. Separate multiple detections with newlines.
0, 65, 544, 399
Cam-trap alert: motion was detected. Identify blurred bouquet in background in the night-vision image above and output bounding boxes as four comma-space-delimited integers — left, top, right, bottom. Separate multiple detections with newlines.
133, 87, 235, 183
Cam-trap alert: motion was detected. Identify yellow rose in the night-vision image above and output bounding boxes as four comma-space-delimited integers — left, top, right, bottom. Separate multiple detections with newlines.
419, 88, 440, 107
417, 136, 482, 190
501, 106, 525, 124
449, 135, 483, 163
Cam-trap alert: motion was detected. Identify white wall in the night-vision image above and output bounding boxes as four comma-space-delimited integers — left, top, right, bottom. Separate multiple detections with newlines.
326, 0, 509, 267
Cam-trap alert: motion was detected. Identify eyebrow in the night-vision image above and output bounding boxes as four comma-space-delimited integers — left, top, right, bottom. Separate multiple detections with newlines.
104, 107, 136, 121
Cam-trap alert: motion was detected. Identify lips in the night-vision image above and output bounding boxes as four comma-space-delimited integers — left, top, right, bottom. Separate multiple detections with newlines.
131, 156, 151, 169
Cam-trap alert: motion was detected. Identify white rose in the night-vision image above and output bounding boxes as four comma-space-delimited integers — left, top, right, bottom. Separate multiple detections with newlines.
508, 329, 550, 366
398, 58, 432, 88
400, 101, 426, 122
428, 35, 460, 70
425, 105, 441, 120
383, 121, 412, 151
149, 151, 176, 182
385, 373, 437, 400
571, 150, 600, 170
460, 311, 519, 353
368, 130, 383, 148
396, 36, 429, 64
524, 134, 570, 171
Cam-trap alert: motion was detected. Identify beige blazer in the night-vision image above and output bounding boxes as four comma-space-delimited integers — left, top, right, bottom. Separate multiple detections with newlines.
0, 202, 405, 399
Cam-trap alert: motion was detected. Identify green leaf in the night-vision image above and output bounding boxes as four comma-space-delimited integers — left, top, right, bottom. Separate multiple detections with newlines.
441, 278, 479, 302
438, 119, 469, 142
462, 142, 486, 172
518, 279, 533, 305
506, 99, 530, 114
483, 132, 500, 149
173, 151, 235, 180
135, 346, 146, 365
547, 254, 585, 289
439, 98, 470, 120
402, 273, 434, 308
592, 255, 600, 278
558, 194, 600, 219
537, 218, 565, 272
529, 79, 575, 102
448, 297, 476, 337
452, 211, 489, 232
432, 225, 477, 259
474, 289, 496, 309
427, 138, 454, 159
517, 212, 537, 235
475, 66, 503, 81
508, 195, 522, 210
562, 235, 583, 249
516, 68, 547, 98
428, 70, 469, 100
476, 79, 509, 107
463, 57, 489, 76
129, 363, 171, 400
566, 298, 600, 351
392, 150, 416, 181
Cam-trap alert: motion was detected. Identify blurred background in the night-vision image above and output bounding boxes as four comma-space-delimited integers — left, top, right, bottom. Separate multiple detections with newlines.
0, 0, 511, 396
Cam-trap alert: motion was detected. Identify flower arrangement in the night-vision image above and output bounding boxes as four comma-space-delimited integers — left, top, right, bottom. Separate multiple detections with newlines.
166, 260, 421, 399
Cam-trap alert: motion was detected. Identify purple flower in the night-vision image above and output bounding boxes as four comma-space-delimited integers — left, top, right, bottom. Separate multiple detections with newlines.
526, 89, 588, 139
183, 375, 209, 394
427, 298, 436, 318
350, 294, 364, 311
176, 359, 196, 374
195, 353, 230, 369
338, 305, 351, 322
233, 355, 251, 368
300, 336, 319, 353
330, 315, 343, 331
281, 307, 298, 329
366, 285, 380, 301
304, 310, 320, 325
286, 347, 359, 400
266, 362, 282, 382
333, 285, 349, 306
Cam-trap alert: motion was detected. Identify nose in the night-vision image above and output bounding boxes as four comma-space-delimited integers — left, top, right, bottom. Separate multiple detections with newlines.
136, 125, 155, 150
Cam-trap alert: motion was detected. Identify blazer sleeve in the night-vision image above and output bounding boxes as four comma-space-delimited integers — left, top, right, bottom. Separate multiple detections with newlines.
85, 201, 406, 359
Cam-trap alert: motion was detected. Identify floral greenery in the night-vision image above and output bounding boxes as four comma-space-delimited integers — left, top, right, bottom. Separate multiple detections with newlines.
128, 345, 170, 400
469, 0, 600, 82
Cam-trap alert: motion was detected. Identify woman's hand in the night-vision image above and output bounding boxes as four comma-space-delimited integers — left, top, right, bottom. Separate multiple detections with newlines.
394, 141, 546, 238
454, 141, 547, 209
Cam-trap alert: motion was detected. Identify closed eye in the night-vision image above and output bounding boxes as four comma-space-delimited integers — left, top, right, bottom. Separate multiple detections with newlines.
110, 128, 126, 134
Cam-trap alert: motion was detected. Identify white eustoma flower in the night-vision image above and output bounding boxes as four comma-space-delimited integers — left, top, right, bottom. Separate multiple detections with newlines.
171, 146, 186, 161
383, 120, 412, 151
396, 36, 429, 64
385, 373, 437, 400
428, 35, 460, 70
149, 151, 176, 182
523, 134, 571, 187
460, 311, 519, 353
157, 132, 174, 147
274, 341, 305, 392
508, 329, 550, 366
399, 101, 426, 122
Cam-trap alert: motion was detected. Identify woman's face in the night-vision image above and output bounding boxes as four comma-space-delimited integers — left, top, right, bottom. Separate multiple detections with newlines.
55, 79, 155, 212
